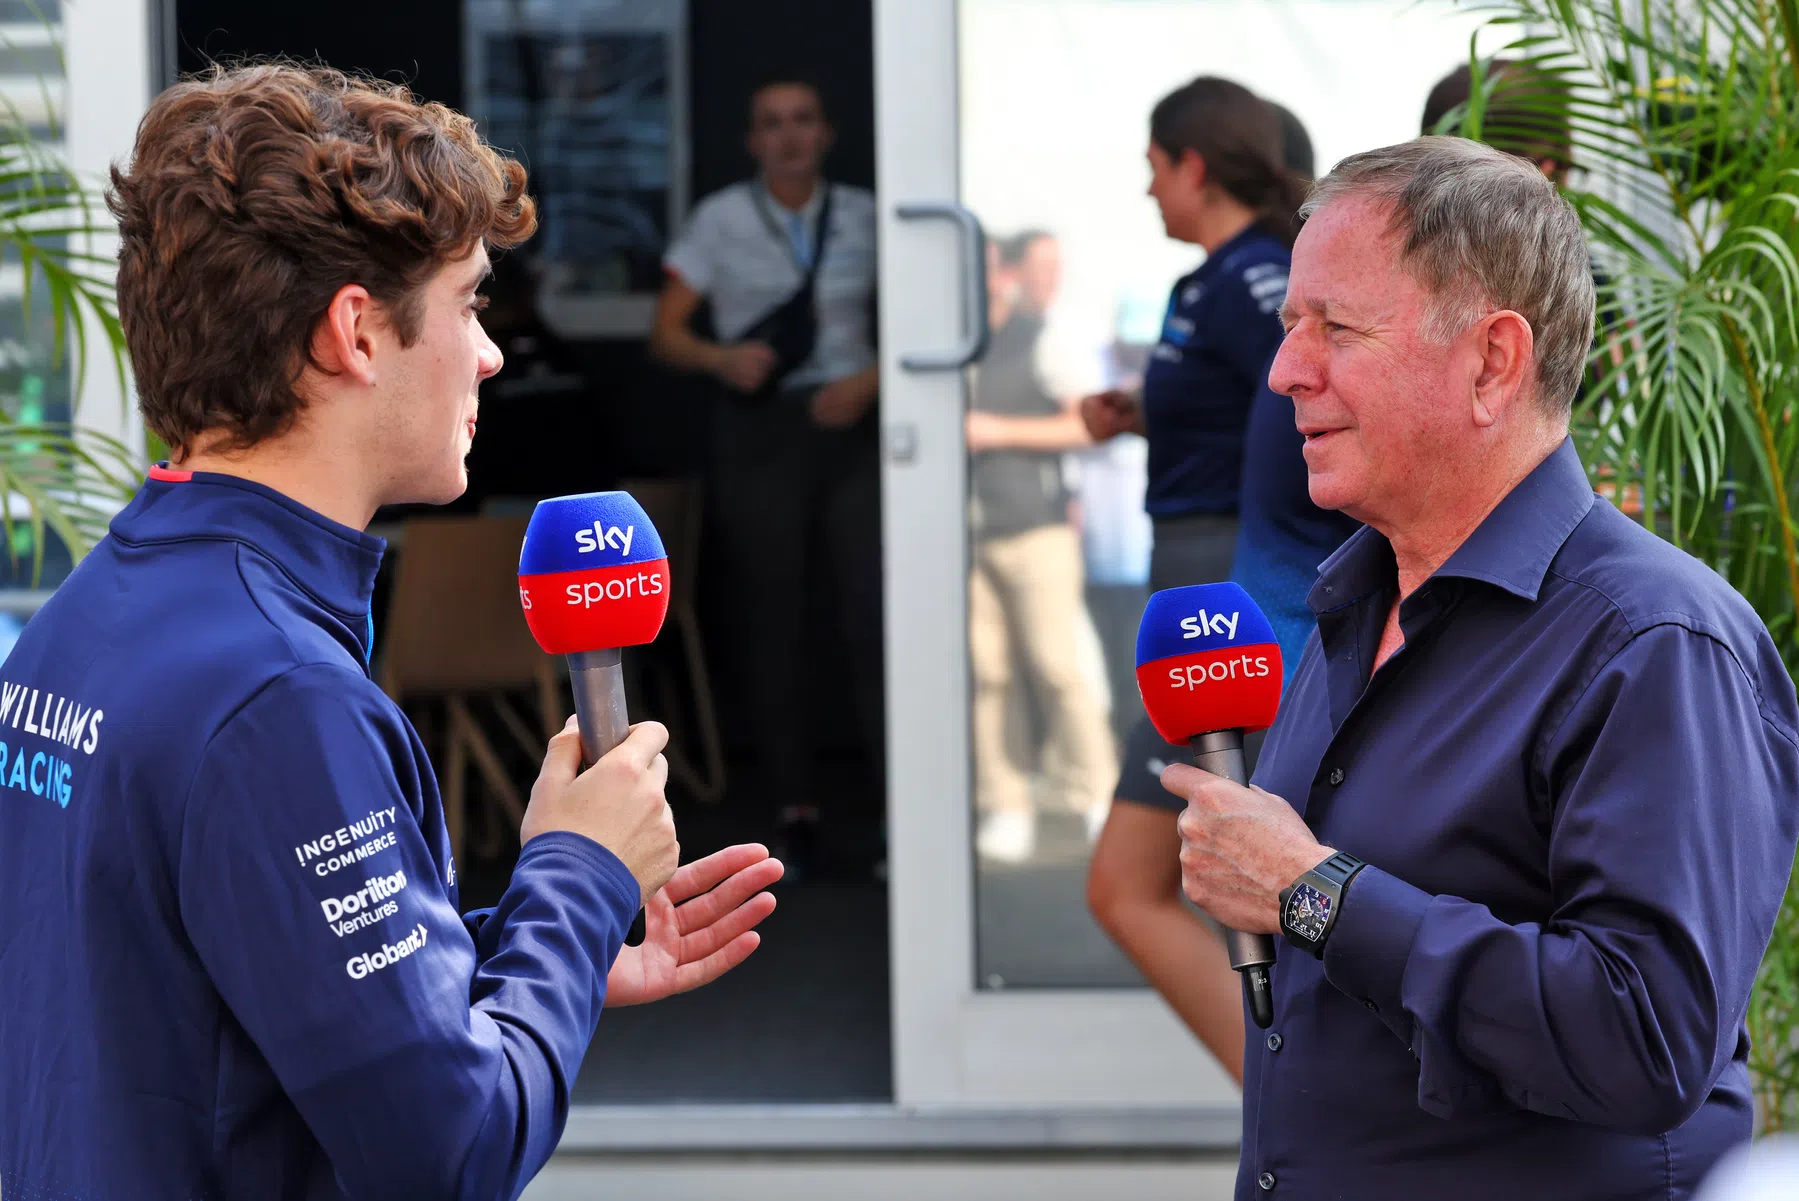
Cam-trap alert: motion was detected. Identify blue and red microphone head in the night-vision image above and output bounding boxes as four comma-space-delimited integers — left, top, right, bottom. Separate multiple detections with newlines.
518, 492, 670, 655
1135, 582, 1283, 743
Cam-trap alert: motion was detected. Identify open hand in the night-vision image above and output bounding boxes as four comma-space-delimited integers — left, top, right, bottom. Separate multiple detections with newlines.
605, 843, 784, 1007
1160, 763, 1330, 935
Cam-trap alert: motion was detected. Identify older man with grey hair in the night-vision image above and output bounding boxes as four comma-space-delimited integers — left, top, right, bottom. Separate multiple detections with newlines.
1163, 136, 1799, 1199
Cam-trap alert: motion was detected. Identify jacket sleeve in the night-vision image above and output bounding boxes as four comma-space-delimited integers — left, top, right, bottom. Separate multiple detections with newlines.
1322, 623, 1799, 1135
177, 664, 639, 1201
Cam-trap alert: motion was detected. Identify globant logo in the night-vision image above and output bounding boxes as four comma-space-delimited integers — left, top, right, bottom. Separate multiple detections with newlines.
345, 923, 428, 980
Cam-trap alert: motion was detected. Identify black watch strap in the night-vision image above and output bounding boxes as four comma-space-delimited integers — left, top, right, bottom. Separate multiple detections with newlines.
1311, 850, 1365, 893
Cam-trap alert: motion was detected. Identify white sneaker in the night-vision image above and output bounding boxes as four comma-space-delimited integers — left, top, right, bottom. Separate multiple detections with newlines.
1082, 799, 1111, 845
977, 811, 1036, 864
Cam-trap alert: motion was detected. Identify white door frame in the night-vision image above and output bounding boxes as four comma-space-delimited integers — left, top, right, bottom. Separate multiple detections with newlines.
66, 0, 151, 474
874, 0, 1239, 1113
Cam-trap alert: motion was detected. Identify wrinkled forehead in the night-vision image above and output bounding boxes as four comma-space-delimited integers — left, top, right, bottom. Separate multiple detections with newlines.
1283, 195, 1431, 326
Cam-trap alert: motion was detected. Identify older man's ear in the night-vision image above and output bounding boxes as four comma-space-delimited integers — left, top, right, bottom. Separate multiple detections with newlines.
1469, 309, 1537, 429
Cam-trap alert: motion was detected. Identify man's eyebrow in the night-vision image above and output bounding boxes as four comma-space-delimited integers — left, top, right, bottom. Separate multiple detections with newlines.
466, 260, 493, 291
1282, 294, 1370, 327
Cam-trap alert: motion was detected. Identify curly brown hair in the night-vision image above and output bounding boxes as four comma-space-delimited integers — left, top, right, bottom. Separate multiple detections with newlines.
109, 62, 537, 453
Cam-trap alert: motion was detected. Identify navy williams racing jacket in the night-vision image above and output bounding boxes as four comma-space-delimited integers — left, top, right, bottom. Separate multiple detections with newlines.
0, 467, 640, 1201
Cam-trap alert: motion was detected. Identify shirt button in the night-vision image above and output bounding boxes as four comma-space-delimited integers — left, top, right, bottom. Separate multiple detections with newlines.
1328, 766, 1345, 786
1266, 1032, 1283, 1052
1259, 1171, 1277, 1191
1363, 998, 1379, 1013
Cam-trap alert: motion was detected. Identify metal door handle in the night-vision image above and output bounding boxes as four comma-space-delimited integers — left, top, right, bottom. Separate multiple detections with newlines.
895, 202, 989, 371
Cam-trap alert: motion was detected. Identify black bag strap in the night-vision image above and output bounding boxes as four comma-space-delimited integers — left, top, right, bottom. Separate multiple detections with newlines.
750, 182, 835, 289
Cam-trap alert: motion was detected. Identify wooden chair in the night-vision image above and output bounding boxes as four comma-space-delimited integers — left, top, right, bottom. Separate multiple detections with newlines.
621, 476, 727, 802
378, 515, 562, 864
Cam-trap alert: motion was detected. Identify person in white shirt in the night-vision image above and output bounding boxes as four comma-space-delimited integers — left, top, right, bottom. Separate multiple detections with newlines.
649, 74, 881, 877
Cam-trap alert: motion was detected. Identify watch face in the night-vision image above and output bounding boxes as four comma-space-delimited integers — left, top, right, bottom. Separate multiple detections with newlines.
1284, 881, 1333, 944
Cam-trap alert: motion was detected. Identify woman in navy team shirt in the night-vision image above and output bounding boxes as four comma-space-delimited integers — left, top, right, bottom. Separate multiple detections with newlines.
1081, 77, 1305, 1082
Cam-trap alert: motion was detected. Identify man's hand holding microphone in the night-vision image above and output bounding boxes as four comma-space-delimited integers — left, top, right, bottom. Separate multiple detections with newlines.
1135, 582, 1333, 1028
518, 491, 783, 1007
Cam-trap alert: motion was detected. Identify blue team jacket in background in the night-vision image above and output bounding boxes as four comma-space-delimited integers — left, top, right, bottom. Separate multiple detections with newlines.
0, 469, 641, 1201
1141, 225, 1290, 519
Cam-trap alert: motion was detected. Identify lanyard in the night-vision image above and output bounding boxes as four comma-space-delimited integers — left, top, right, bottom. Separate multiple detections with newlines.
751, 182, 834, 276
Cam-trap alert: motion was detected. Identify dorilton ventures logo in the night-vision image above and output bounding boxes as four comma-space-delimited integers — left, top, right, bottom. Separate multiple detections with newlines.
345, 923, 428, 980
321, 869, 408, 937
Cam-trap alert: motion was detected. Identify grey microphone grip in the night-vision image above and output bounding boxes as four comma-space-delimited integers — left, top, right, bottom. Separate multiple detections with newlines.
566, 646, 648, 947
567, 648, 630, 767
1189, 729, 1278, 1029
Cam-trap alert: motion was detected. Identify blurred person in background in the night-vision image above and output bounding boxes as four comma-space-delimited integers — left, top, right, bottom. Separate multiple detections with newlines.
650, 73, 881, 878
1423, 59, 1632, 496
1219, 105, 1361, 679
966, 230, 1115, 864
1077, 76, 1300, 584
1421, 59, 1573, 182
1072, 82, 1302, 1078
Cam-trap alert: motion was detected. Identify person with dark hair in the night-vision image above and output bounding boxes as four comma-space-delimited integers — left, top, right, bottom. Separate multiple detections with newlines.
649, 73, 882, 877
0, 63, 781, 1200
1270, 100, 1315, 181
1080, 75, 1304, 592
1079, 84, 1324, 1078
965, 230, 1114, 863
1421, 59, 1575, 179
1423, 59, 1629, 422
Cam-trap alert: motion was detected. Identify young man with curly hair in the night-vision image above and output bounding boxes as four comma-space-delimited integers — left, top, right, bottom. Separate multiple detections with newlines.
0, 63, 779, 1201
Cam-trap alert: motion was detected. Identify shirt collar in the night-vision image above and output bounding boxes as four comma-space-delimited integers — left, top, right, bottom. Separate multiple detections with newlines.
109, 466, 385, 621
758, 176, 826, 221
1309, 437, 1594, 613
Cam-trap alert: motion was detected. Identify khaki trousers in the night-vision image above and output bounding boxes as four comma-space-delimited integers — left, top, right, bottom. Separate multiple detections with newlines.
969, 523, 1117, 817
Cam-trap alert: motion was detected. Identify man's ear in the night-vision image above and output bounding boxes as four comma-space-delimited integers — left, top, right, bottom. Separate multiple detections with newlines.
1470, 309, 1534, 428
308, 283, 380, 388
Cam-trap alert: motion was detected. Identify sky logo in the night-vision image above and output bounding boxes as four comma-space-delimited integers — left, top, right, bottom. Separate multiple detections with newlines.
520, 491, 671, 656
1181, 609, 1240, 640
574, 522, 635, 556
1135, 582, 1282, 740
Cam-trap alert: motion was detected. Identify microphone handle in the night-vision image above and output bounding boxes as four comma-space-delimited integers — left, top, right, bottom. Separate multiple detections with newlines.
565, 647, 647, 947
1189, 729, 1277, 1030
567, 647, 631, 767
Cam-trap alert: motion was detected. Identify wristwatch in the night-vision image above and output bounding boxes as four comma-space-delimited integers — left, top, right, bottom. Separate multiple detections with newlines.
1279, 850, 1366, 958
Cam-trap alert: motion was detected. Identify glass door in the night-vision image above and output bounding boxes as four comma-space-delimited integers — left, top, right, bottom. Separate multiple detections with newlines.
876, 0, 1485, 1108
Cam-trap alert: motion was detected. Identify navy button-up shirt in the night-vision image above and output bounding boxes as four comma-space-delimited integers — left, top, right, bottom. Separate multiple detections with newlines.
1241, 439, 1799, 1200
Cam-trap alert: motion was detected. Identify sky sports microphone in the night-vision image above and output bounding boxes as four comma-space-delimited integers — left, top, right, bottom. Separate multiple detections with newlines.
517, 491, 671, 766
1135, 581, 1283, 1030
